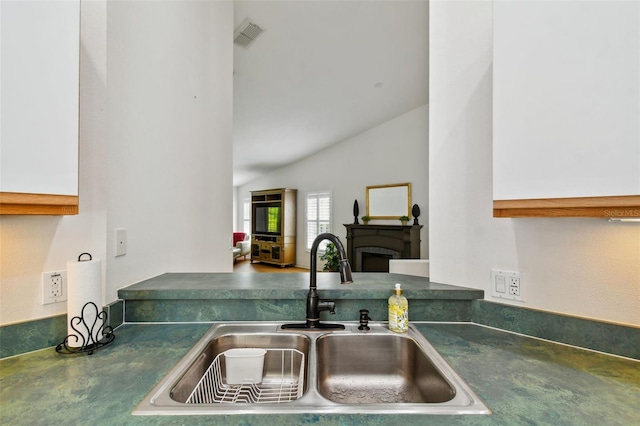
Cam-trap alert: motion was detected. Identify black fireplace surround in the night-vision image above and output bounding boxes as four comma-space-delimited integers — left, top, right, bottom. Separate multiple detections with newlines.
344, 224, 422, 272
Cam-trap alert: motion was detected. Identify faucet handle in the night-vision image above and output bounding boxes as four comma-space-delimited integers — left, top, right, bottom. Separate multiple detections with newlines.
358, 309, 371, 330
319, 299, 336, 315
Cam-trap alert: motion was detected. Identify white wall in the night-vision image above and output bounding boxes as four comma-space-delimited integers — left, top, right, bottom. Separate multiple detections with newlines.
0, 0, 234, 325
429, 0, 640, 327
237, 104, 429, 269
105, 0, 234, 301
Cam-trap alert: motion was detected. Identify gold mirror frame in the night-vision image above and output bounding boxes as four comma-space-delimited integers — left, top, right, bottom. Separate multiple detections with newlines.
366, 183, 412, 219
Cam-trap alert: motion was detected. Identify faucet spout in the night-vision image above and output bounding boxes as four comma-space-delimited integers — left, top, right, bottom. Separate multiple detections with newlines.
309, 233, 353, 290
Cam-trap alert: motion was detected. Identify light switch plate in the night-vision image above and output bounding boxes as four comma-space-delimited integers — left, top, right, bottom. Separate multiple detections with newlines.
491, 269, 524, 301
115, 228, 127, 257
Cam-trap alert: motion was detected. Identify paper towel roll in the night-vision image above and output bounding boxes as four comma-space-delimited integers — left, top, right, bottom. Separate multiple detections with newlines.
66, 255, 103, 348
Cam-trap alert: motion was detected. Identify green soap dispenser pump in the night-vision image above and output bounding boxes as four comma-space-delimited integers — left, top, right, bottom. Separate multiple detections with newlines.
388, 283, 408, 333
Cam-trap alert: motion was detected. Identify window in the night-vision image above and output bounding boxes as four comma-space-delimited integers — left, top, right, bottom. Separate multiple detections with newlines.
243, 198, 251, 234
306, 192, 331, 250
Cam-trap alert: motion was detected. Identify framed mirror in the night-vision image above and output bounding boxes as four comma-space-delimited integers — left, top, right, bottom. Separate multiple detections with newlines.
366, 183, 411, 219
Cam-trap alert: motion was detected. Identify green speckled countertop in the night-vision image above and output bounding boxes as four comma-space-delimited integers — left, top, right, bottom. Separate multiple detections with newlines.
1, 322, 638, 425
117, 272, 484, 324
118, 272, 484, 300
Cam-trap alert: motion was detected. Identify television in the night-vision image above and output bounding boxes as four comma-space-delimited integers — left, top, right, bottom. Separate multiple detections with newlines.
254, 205, 282, 235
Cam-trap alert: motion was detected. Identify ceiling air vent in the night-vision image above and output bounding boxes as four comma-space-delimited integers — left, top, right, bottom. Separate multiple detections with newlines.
234, 19, 265, 49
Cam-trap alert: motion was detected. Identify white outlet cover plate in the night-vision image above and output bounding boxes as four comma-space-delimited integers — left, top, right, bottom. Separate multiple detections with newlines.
490, 269, 523, 301
42, 271, 67, 304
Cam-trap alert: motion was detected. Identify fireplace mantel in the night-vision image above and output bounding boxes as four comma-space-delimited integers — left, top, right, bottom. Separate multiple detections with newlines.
344, 224, 423, 272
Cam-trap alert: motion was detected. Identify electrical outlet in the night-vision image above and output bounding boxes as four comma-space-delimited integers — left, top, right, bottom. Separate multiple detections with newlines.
508, 276, 521, 296
42, 271, 67, 304
490, 269, 523, 301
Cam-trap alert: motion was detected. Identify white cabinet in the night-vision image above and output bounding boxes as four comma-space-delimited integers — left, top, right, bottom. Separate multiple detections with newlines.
493, 1, 640, 217
0, 0, 80, 214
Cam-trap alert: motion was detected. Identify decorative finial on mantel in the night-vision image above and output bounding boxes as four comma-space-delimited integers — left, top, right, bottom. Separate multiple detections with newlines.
353, 200, 360, 224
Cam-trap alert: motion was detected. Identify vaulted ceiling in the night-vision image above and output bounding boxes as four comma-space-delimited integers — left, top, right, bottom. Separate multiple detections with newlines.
233, 1, 429, 186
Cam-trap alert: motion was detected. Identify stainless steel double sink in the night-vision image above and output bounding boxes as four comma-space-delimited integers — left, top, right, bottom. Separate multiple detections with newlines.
134, 322, 490, 415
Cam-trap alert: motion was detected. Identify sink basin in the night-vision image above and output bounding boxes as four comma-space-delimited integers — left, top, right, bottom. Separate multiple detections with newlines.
170, 332, 310, 404
134, 322, 490, 415
316, 333, 455, 404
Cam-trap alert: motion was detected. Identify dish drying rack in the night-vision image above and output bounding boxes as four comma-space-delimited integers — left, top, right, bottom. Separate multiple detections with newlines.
186, 348, 305, 404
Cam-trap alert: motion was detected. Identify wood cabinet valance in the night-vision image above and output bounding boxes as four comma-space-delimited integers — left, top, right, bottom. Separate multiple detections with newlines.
493, 195, 640, 218
0, 192, 78, 215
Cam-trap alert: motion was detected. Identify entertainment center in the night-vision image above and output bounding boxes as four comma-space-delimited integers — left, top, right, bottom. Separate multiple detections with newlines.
250, 188, 297, 267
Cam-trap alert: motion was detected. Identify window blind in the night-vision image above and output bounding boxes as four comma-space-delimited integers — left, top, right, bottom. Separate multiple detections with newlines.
306, 192, 331, 250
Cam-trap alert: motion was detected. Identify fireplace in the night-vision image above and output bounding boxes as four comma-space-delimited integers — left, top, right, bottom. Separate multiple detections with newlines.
344, 224, 423, 272
356, 247, 401, 272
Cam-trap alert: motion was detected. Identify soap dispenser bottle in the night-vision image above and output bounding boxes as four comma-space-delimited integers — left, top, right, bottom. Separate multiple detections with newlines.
388, 283, 409, 333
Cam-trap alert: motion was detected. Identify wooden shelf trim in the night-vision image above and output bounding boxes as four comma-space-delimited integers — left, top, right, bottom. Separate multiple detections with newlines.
493, 195, 640, 218
0, 192, 79, 215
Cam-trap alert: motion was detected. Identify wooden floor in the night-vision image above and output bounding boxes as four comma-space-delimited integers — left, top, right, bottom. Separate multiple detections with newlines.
233, 258, 308, 273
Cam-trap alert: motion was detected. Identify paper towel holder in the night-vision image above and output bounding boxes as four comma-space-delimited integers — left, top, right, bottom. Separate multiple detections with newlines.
56, 253, 115, 355
56, 301, 115, 355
